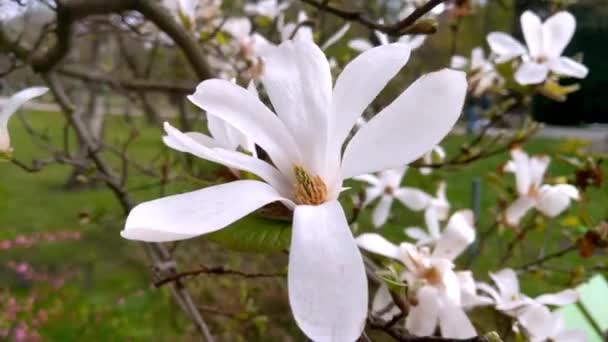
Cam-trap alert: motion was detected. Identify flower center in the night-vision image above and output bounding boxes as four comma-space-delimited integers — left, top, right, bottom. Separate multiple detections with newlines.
384, 186, 394, 196
293, 166, 328, 205
422, 267, 442, 286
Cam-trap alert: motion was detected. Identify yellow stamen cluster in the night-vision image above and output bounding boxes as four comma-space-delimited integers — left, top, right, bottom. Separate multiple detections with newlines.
422, 267, 442, 286
293, 166, 328, 205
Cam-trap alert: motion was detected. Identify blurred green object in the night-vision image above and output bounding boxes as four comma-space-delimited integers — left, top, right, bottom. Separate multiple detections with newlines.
560, 275, 608, 341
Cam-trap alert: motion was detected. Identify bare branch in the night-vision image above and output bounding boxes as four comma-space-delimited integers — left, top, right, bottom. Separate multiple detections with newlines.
155, 265, 286, 288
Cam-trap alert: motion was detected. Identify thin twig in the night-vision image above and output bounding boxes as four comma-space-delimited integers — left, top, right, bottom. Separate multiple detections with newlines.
154, 265, 286, 287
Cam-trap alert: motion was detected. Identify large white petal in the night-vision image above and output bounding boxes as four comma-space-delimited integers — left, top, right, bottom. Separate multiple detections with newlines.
515, 61, 549, 85
489, 268, 520, 299
535, 184, 578, 218
355, 233, 401, 260
432, 210, 475, 261
542, 11, 576, 59
121, 180, 285, 242
372, 195, 393, 228
162, 123, 291, 194
438, 299, 477, 338
371, 284, 401, 320
535, 289, 579, 306
486, 32, 526, 61
261, 39, 333, 178
505, 196, 536, 226
341, 69, 466, 179
521, 11, 544, 59
331, 43, 411, 158
394, 187, 432, 211
548, 56, 589, 79
406, 286, 440, 337
288, 201, 367, 342
188, 79, 300, 177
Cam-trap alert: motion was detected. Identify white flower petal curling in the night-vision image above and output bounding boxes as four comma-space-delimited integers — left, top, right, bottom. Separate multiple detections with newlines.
0, 86, 48, 152
188, 79, 301, 178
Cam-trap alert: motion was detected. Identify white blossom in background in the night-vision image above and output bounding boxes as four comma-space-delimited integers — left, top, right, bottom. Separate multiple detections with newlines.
404, 186, 452, 245
419, 145, 446, 175
0, 87, 49, 153
221, 11, 349, 78
487, 11, 588, 85
400, 0, 446, 19
451, 47, 502, 97
476, 268, 579, 319
354, 168, 443, 228
121, 39, 467, 341
518, 304, 586, 342
349, 27, 426, 53
503, 148, 580, 226
277, 11, 350, 51
163, 0, 222, 29
0, 0, 55, 45
357, 210, 484, 338
245, 0, 289, 20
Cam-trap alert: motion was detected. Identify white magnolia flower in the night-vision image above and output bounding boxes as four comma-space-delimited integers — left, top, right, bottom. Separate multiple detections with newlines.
487, 11, 588, 85
0, 87, 49, 153
419, 145, 446, 175
519, 304, 586, 342
357, 210, 479, 338
477, 268, 579, 318
245, 0, 289, 20
503, 148, 580, 226
121, 39, 467, 341
349, 28, 426, 53
451, 47, 502, 97
354, 168, 440, 228
404, 189, 453, 245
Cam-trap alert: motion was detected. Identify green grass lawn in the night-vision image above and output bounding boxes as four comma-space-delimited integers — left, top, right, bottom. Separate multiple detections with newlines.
1, 110, 606, 340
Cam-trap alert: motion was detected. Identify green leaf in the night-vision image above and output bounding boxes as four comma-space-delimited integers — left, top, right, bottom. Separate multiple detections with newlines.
206, 214, 292, 253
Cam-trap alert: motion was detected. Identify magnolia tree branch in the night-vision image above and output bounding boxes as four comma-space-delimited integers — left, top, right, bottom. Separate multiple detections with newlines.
42, 73, 215, 342
22, 0, 212, 79
154, 265, 286, 287
300, 0, 445, 34
57, 65, 196, 93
